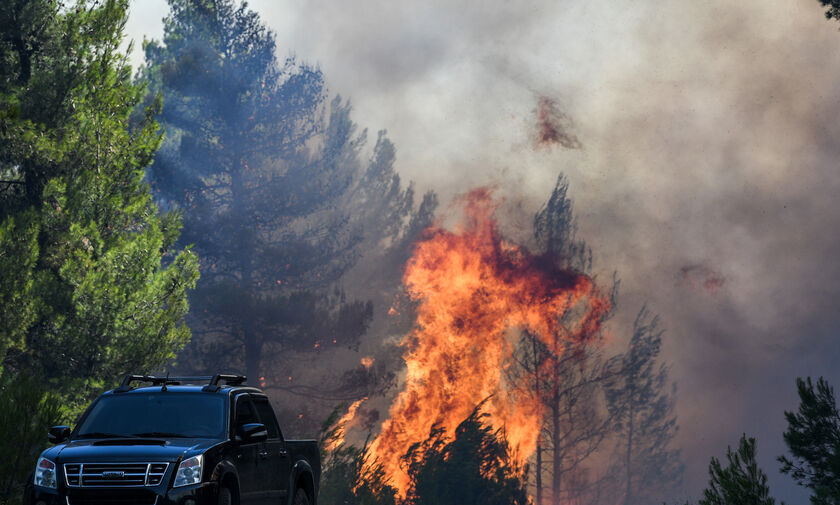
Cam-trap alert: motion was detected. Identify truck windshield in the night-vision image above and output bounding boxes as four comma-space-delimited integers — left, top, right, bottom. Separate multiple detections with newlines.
75, 393, 226, 439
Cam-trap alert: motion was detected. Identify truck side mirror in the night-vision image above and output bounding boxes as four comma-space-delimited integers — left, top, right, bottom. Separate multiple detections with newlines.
48, 426, 71, 444
238, 423, 267, 443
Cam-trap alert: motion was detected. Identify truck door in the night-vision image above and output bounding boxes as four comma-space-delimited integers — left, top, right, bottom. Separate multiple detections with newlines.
252, 395, 291, 501
232, 394, 263, 505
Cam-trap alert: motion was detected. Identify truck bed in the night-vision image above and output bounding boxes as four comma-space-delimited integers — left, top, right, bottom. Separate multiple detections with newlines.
286, 439, 321, 490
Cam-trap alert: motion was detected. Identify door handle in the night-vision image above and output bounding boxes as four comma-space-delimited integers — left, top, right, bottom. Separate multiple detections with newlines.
258, 450, 269, 458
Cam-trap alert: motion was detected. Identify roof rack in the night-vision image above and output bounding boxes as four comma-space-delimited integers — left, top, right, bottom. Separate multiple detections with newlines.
203, 374, 248, 392
114, 374, 247, 393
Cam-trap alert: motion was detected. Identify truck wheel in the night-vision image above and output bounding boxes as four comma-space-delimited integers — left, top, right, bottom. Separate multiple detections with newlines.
292, 487, 309, 505
218, 486, 232, 505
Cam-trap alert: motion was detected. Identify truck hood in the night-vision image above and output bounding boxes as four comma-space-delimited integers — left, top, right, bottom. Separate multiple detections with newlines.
55, 438, 219, 464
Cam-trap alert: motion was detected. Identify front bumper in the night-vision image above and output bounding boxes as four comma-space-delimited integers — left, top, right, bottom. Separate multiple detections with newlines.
29, 482, 218, 505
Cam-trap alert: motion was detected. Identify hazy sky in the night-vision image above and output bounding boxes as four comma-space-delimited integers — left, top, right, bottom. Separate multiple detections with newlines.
125, 0, 840, 501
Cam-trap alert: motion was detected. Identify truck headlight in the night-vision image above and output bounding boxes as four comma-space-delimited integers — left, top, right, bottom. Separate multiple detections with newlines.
34, 457, 57, 489
173, 455, 203, 487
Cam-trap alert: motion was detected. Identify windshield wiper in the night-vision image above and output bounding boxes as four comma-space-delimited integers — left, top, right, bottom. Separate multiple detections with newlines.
131, 432, 190, 438
75, 432, 140, 439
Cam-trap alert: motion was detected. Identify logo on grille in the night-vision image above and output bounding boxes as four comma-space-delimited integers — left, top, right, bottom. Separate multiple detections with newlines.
101, 471, 125, 479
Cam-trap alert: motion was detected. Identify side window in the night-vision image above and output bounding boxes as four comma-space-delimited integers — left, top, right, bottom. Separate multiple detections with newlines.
234, 395, 259, 430
252, 397, 282, 440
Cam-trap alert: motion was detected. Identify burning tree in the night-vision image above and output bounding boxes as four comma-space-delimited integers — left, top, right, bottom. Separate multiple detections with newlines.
505, 176, 683, 505
402, 405, 530, 505
510, 331, 618, 505
318, 403, 398, 505
509, 175, 620, 505
319, 401, 530, 505
324, 178, 684, 504
357, 187, 613, 497
141, 0, 433, 410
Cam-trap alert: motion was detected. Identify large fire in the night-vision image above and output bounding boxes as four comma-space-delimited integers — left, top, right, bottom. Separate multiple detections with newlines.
362, 188, 611, 495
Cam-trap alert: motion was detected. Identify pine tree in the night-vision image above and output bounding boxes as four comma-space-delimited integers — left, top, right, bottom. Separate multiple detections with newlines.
403, 405, 530, 505
700, 435, 782, 505
606, 307, 684, 505
0, 0, 198, 401
318, 405, 398, 505
0, 373, 61, 504
508, 175, 618, 505
142, 0, 433, 397
779, 377, 840, 505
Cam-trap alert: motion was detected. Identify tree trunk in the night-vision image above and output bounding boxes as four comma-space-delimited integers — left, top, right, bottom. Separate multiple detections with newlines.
551, 331, 562, 505
232, 151, 259, 383
551, 394, 561, 505
623, 406, 634, 505
12, 30, 32, 85
532, 334, 544, 505
536, 438, 543, 505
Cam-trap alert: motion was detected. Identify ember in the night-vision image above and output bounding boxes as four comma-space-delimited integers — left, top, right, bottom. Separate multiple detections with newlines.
534, 95, 581, 150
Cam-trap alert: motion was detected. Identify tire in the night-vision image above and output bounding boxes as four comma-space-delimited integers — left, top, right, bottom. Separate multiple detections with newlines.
292, 487, 310, 505
218, 486, 233, 505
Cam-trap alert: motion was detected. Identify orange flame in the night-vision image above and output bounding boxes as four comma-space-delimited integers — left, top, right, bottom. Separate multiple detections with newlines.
366, 188, 611, 496
325, 397, 367, 453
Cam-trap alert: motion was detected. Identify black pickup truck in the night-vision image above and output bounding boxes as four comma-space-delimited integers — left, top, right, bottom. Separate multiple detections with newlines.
28, 374, 320, 505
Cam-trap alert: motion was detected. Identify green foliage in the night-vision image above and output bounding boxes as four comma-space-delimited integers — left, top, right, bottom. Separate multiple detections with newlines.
0, 211, 39, 361
402, 406, 529, 505
700, 435, 781, 505
319, 406, 397, 505
0, 0, 198, 399
0, 371, 62, 505
778, 377, 840, 505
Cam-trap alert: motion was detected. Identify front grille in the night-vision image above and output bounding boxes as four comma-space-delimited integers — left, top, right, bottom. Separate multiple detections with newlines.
66, 490, 158, 505
64, 463, 169, 487
65, 464, 81, 486
147, 464, 167, 486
